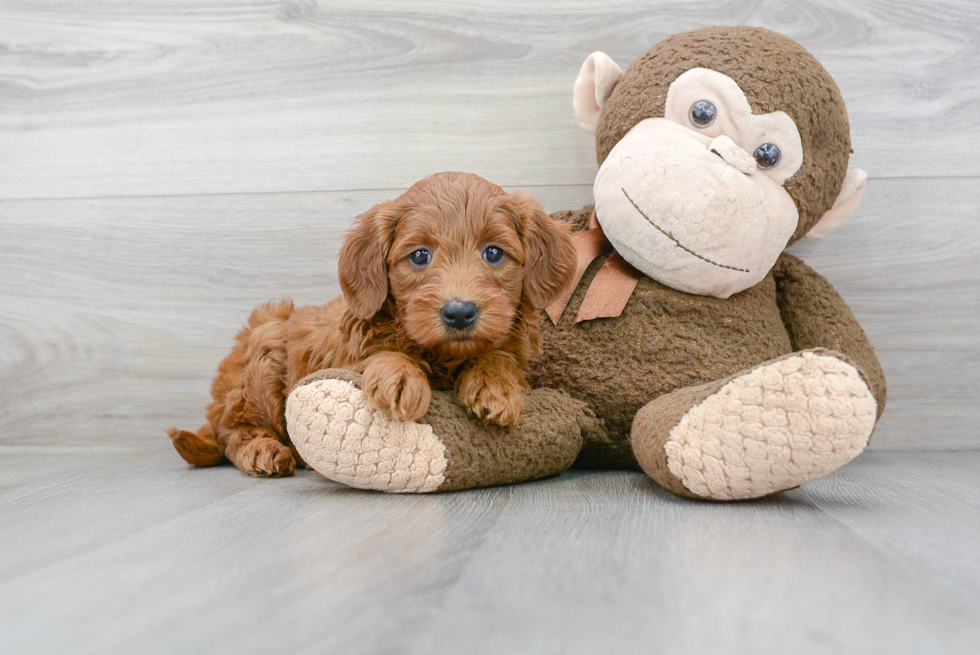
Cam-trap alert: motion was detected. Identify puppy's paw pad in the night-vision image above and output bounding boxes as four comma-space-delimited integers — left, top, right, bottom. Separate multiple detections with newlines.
286, 379, 447, 493
666, 352, 877, 500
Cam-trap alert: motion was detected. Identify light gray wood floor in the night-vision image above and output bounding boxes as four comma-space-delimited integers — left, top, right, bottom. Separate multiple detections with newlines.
1, 447, 979, 654
1, 1, 978, 653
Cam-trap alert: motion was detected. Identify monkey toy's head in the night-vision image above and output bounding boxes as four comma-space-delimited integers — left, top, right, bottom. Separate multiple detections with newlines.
573, 26, 866, 298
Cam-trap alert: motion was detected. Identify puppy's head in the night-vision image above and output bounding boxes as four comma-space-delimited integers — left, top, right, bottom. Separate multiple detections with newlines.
339, 172, 576, 359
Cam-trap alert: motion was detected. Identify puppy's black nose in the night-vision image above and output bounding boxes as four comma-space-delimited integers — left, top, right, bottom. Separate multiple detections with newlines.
440, 299, 479, 330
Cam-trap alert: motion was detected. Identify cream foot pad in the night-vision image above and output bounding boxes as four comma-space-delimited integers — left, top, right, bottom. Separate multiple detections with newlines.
665, 352, 877, 500
286, 377, 448, 493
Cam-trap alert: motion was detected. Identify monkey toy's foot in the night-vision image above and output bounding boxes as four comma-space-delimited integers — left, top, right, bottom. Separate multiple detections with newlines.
631, 349, 878, 501
285, 369, 588, 493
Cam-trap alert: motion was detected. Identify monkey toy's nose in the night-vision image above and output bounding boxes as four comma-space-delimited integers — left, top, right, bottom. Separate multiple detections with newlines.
440, 299, 479, 330
709, 135, 755, 175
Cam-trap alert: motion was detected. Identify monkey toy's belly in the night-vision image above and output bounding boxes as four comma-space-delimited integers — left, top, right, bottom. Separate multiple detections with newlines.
528, 263, 793, 468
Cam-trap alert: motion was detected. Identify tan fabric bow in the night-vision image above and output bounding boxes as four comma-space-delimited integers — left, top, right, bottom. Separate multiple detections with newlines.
546, 210, 643, 324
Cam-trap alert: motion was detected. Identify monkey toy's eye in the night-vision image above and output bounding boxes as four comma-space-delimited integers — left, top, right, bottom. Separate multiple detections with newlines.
753, 143, 781, 169
409, 249, 430, 267
483, 246, 505, 265
690, 100, 717, 127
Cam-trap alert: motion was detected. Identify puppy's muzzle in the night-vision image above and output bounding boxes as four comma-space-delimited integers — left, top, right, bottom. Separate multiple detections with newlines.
440, 299, 479, 330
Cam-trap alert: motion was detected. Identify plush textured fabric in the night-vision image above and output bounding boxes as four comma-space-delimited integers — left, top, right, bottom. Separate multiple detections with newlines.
595, 26, 851, 243
530, 205, 795, 468
646, 350, 876, 500
286, 369, 593, 493
286, 371, 448, 493
630, 374, 730, 498
426, 385, 594, 492
773, 254, 887, 417
529, 207, 887, 475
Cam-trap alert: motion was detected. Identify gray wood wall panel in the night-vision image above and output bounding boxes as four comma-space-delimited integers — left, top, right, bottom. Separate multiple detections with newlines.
1, 1, 980, 199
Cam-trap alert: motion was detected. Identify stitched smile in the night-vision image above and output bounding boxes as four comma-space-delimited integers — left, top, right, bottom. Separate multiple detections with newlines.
621, 188, 750, 273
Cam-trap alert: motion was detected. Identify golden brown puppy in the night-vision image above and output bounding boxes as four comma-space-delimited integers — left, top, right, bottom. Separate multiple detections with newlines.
168, 172, 577, 477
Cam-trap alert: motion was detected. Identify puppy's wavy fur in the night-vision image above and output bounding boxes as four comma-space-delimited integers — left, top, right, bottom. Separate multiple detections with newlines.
168, 172, 577, 477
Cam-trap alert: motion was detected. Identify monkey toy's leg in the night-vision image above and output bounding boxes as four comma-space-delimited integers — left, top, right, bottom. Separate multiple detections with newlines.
771, 253, 887, 415
631, 349, 877, 500
630, 254, 886, 501
284, 370, 596, 493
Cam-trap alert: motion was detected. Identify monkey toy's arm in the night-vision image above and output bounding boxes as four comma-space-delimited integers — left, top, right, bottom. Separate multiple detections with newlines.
772, 253, 887, 419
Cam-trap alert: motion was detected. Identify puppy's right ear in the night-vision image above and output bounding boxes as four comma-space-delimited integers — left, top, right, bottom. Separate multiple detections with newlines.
338, 200, 402, 320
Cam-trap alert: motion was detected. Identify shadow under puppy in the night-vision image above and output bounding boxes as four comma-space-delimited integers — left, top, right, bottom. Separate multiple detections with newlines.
168, 172, 577, 477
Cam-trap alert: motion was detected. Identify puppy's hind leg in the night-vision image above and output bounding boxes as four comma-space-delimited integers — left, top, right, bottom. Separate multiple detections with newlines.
168, 423, 224, 467
214, 299, 297, 478
224, 426, 296, 478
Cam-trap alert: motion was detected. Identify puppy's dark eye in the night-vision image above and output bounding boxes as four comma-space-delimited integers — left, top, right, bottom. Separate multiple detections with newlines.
483, 246, 505, 265
690, 100, 717, 127
753, 143, 781, 169
408, 249, 430, 267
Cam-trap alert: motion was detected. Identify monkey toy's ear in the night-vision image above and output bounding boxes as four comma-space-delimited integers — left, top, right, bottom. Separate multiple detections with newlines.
573, 52, 623, 135
806, 169, 868, 239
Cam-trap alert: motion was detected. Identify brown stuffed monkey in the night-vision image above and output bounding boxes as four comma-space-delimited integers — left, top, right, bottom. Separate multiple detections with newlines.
286, 26, 886, 501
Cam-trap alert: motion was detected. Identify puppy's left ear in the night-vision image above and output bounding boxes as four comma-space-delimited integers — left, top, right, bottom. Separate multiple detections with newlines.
502, 192, 578, 309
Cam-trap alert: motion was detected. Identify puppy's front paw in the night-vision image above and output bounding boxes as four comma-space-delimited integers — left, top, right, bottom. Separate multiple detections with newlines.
362, 357, 432, 422
458, 368, 525, 427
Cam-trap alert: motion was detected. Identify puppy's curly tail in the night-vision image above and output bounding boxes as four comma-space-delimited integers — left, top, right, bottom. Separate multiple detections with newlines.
167, 424, 225, 467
